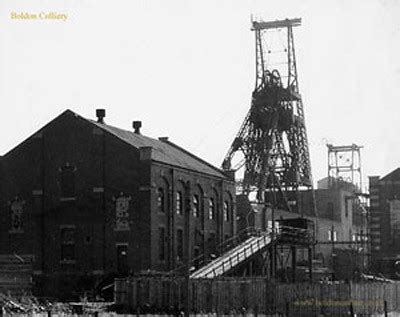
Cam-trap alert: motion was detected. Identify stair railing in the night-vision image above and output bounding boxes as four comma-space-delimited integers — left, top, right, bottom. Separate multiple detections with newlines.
205, 230, 275, 278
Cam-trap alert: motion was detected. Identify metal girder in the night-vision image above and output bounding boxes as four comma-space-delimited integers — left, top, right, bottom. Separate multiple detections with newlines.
252, 18, 302, 30
327, 144, 364, 152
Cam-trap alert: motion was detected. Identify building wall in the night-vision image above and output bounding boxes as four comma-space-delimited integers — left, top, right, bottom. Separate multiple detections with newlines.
148, 163, 236, 272
0, 113, 143, 277
369, 176, 381, 256
237, 186, 367, 268
0, 111, 235, 297
369, 174, 400, 259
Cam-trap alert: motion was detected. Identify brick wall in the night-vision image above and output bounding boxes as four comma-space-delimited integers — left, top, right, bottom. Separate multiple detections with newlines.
0, 110, 235, 297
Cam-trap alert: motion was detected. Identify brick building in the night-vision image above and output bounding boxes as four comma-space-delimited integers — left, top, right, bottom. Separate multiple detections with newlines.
369, 169, 400, 264
0, 109, 236, 297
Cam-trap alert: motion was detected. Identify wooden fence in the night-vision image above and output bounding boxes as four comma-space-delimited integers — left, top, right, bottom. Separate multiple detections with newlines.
115, 277, 400, 315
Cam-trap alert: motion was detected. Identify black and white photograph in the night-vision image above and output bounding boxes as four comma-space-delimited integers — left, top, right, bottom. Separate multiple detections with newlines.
1, 0, 400, 315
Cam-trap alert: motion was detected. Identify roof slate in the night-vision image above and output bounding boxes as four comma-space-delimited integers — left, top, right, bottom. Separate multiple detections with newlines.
87, 117, 227, 179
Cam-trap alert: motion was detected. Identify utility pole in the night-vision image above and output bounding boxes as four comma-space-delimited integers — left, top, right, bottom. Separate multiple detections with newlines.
269, 171, 277, 280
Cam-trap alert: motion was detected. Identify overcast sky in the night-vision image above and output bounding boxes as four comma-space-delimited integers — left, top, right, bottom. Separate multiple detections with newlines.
1, 0, 400, 191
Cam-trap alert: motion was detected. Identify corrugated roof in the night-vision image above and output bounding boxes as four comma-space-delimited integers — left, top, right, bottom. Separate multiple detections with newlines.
87, 118, 228, 179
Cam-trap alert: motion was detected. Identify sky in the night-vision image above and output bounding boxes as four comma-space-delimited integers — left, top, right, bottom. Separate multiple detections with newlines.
1, 0, 400, 192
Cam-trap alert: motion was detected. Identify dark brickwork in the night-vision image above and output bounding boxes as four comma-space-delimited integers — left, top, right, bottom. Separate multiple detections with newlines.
0, 110, 236, 298
369, 170, 400, 260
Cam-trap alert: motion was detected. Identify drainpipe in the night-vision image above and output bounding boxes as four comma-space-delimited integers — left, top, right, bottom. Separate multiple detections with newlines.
185, 181, 192, 266
219, 179, 224, 253
102, 125, 106, 273
41, 133, 45, 273
169, 168, 175, 270
184, 180, 192, 317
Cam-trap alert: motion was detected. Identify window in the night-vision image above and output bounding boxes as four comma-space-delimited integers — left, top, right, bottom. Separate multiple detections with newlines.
158, 227, 166, 261
177, 229, 183, 261
193, 195, 200, 218
60, 163, 76, 198
209, 198, 215, 220
223, 201, 229, 222
157, 188, 165, 213
328, 230, 337, 242
176, 192, 183, 215
61, 227, 75, 262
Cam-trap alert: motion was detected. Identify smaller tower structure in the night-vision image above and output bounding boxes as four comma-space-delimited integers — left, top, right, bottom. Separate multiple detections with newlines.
327, 143, 363, 191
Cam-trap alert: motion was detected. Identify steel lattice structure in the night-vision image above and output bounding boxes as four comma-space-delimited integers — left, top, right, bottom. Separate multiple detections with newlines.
222, 18, 315, 215
327, 143, 363, 190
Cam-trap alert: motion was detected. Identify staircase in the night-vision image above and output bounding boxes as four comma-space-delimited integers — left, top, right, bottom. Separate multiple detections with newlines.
0, 254, 34, 295
190, 230, 274, 279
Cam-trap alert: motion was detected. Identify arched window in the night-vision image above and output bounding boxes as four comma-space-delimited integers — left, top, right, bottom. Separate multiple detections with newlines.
223, 201, 229, 222
157, 188, 165, 213
176, 191, 183, 215
193, 185, 204, 220
193, 195, 200, 218
209, 198, 215, 220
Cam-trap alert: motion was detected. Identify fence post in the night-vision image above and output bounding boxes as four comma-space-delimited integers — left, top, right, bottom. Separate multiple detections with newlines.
349, 302, 354, 317
285, 301, 289, 317
216, 280, 221, 317
384, 300, 388, 317
264, 278, 269, 315
348, 280, 352, 316
137, 279, 141, 312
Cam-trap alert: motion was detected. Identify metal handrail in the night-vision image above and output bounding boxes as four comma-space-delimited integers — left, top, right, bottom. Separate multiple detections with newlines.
194, 230, 275, 278
192, 225, 314, 278
171, 225, 313, 277
169, 226, 266, 275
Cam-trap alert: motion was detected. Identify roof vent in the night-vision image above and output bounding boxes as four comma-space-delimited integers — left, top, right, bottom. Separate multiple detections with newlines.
133, 121, 142, 134
96, 109, 106, 123
159, 137, 169, 142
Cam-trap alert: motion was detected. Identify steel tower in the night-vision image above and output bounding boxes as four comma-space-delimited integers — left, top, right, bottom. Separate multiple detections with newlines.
222, 18, 315, 215
327, 143, 363, 191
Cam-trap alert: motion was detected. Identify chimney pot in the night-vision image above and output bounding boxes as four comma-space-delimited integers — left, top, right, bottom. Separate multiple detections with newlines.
133, 121, 142, 134
96, 109, 106, 123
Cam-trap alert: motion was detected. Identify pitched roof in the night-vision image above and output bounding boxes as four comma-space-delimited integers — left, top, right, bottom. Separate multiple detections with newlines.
3, 109, 229, 179
85, 115, 228, 179
381, 168, 400, 182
